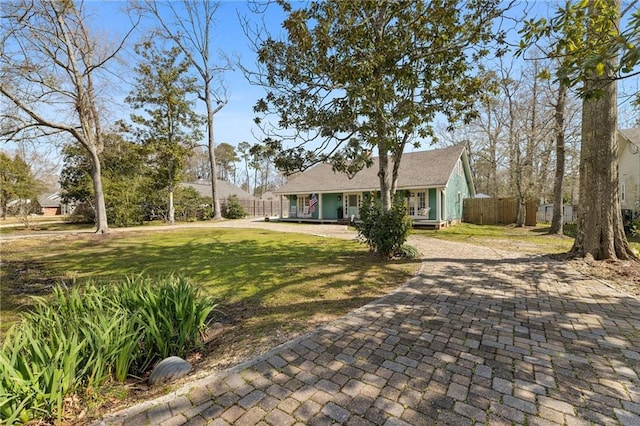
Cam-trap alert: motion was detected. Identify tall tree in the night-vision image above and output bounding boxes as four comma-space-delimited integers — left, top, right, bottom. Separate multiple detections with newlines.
247, 0, 507, 212
136, 0, 230, 220
0, 1, 136, 233
549, 78, 568, 235
0, 152, 39, 220
126, 42, 202, 225
237, 141, 252, 194
60, 133, 150, 226
214, 142, 238, 181
521, 0, 639, 260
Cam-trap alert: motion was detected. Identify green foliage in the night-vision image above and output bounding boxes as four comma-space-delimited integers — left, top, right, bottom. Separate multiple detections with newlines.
215, 143, 239, 181
252, 0, 505, 209
61, 136, 219, 226
398, 244, 421, 260
356, 194, 413, 258
126, 41, 203, 194
61, 134, 150, 226
519, 0, 639, 99
0, 276, 215, 424
174, 187, 214, 221
0, 152, 41, 220
223, 194, 247, 219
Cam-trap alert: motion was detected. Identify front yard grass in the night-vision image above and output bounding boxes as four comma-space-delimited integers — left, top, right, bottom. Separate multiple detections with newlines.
413, 222, 577, 254
414, 222, 640, 254
1, 227, 418, 346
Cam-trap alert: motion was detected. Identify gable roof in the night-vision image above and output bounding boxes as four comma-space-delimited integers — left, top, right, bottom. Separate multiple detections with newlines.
275, 144, 469, 194
38, 192, 63, 207
620, 128, 640, 147
182, 180, 255, 200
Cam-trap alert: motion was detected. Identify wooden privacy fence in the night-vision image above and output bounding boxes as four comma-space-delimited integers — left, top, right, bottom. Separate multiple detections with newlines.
463, 197, 537, 226
226, 198, 283, 217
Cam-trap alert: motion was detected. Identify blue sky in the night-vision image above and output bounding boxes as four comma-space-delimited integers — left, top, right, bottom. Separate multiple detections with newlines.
86, 0, 288, 148
85, 0, 545, 152
5, 1, 639, 172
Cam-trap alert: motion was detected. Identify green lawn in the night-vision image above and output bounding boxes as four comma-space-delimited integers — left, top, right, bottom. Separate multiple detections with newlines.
413, 222, 640, 255
1, 228, 418, 335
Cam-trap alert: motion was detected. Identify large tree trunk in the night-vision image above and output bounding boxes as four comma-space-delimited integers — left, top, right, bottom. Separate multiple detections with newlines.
168, 188, 175, 225
378, 149, 392, 212
571, 66, 634, 260
89, 148, 109, 234
549, 82, 567, 235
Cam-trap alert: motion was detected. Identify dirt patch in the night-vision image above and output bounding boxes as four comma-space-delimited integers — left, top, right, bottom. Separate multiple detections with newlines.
567, 256, 640, 297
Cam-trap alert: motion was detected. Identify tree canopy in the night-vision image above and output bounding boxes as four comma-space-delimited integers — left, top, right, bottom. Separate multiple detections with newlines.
520, 0, 638, 260
248, 0, 508, 211
125, 41, 203, 225
0, 0, 138, 233
0, 152, 40, 219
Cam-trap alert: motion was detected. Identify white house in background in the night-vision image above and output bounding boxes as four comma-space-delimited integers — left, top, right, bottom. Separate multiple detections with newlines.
619, 128, 640, 216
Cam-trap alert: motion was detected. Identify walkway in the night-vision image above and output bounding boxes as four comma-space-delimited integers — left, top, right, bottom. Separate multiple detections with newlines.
96, 227, 640, 425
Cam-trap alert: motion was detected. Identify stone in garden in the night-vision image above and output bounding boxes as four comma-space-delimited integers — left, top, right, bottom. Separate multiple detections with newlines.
148, 356, 192, 386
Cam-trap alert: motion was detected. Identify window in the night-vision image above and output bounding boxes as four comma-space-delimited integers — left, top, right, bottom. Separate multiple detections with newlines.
409, 192, 428, 216
297, 195, 309, 216
408, 192, 415, 216
417, 192, 426, 210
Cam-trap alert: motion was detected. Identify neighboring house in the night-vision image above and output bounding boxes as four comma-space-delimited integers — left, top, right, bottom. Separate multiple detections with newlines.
38, 192, 71, 216
536, 203, 578, 224
273, 144, 475, 228
260, 191, 278, 201
182, 180, 255, 200
619, 128, 640, 217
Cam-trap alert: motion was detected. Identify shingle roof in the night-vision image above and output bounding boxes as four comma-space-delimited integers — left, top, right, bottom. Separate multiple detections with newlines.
38, 192, 62, 207
620, 128, 640, 147
182, 181, 255, 200
275, 144, 467, 194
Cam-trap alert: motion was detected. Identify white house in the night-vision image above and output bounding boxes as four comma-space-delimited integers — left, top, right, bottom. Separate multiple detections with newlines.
619, 128, 640, 216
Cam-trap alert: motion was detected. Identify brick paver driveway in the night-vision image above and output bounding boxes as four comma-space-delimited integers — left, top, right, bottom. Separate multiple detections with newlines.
99, 231, 640, 426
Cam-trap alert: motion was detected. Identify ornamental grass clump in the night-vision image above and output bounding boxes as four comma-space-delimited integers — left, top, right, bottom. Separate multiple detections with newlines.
0, 275, 216, 424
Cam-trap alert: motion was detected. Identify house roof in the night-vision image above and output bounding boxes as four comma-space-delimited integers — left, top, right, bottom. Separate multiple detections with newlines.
275, 144, 469, 194
620, 128, 640, 147
182, 180, 255, 200
38, 192, 62, 207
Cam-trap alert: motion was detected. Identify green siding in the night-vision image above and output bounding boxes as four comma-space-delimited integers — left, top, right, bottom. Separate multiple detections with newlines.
445, 163, 471, 220
428, 189, 437, 220
289, 195, 297, 216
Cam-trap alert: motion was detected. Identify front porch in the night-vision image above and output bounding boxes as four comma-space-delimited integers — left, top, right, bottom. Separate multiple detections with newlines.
274, 216, 451, 229
275, 189, 449, 228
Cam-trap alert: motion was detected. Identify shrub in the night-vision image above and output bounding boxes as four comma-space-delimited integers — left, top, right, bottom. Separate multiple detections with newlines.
0, 275, 216, 424
355, 194, 413, 258
223, 195, 247, 219
112, 275, 217, 373
398, 244, 421, 259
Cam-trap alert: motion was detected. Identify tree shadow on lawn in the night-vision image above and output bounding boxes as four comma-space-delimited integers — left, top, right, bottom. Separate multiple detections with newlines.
1, 229, 419, 333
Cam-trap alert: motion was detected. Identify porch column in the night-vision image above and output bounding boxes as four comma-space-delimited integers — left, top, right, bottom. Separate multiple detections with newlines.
442, 189, 446, 221
436, 188, 442, 221
318, 193, 323, 220
279, 194, 283, 218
